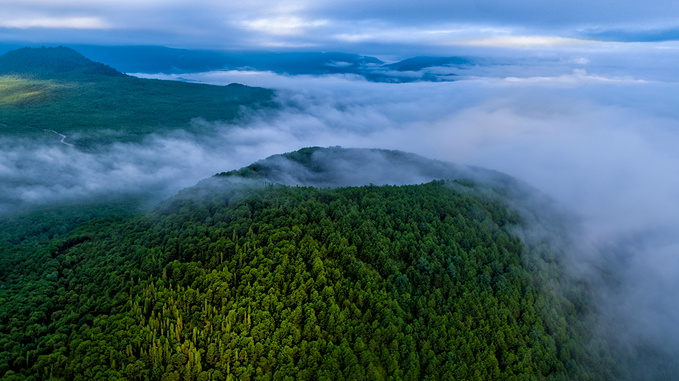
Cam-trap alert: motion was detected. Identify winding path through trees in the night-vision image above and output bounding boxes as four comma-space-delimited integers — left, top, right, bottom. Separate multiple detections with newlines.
43, 129, 74, 147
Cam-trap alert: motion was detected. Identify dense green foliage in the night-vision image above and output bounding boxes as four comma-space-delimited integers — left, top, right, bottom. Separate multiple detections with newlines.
0, 179, 612, 380
0, 47, 274, 145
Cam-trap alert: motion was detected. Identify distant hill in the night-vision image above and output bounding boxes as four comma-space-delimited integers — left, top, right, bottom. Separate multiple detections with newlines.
0, 47, 274, 146
72, 45, 249, 74
386, 56, 470, 72
0, 46, 122, 79
35, 46, 388, 77
232, 51, 384, 75
0, 44, 476, 82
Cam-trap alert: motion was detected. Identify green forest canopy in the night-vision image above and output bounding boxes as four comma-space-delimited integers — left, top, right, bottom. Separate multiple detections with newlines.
0, 178, 615, 380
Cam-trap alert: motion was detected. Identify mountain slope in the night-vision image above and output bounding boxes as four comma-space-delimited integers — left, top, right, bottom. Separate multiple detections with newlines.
0, 46, 122, 79
0, 47, 274, 146
0, 148, 614, 380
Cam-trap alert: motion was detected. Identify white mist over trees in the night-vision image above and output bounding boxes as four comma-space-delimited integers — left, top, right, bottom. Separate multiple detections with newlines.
1, 42, 679, 378
2, 0, 679, 377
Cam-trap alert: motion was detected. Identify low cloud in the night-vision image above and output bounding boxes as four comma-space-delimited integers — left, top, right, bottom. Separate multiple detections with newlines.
3, 49, 679, 375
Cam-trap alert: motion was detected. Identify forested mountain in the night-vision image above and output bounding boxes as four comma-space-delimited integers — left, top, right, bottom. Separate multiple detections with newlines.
0, 44, 474, 83
0, 148, 616, 380
0, 47, 274, 145
59, 46, 250, 76
0, 47, 122, 79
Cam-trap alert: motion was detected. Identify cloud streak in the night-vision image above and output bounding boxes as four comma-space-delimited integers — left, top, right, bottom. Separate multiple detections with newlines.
0, 16, 110, 29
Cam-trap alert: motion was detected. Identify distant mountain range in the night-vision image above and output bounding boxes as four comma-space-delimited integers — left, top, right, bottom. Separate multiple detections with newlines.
0, 44, 473, 83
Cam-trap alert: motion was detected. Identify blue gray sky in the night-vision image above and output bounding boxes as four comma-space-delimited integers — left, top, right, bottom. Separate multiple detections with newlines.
1, 0, 679, 52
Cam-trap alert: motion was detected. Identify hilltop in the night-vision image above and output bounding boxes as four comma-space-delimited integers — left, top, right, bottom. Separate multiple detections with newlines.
216, 146, 518, 191
0, 147, 614, 380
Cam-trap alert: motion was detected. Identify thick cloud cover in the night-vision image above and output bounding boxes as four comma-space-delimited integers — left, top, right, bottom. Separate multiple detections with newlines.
2, 45, 679, 375
2, 0, 678, 376
2, 0, 679, 51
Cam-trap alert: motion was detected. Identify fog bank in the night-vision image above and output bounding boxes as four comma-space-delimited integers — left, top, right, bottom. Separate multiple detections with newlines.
135, 51, 679, 376
3, 47, 679, 376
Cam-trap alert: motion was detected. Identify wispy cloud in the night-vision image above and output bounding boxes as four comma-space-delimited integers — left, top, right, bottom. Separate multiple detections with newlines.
2, 0, 679, 50
0, 16, 111, 29
455, 35, 595, 48
241, 16, 328, 36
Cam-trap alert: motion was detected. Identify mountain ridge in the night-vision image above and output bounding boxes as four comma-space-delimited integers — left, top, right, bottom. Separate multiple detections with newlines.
0, 44, 473, 83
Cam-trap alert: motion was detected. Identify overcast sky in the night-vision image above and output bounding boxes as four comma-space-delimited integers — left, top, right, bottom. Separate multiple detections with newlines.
1, 0, 679, 52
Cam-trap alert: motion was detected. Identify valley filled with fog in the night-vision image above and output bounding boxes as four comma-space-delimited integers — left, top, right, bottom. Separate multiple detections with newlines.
136, 49, 679, 374
4, 0, 679, 378
2, 43, 679, 378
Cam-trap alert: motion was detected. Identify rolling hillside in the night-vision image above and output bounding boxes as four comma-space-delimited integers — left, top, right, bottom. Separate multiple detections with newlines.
0, 147, 615, 380
0, 47, 274, 146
